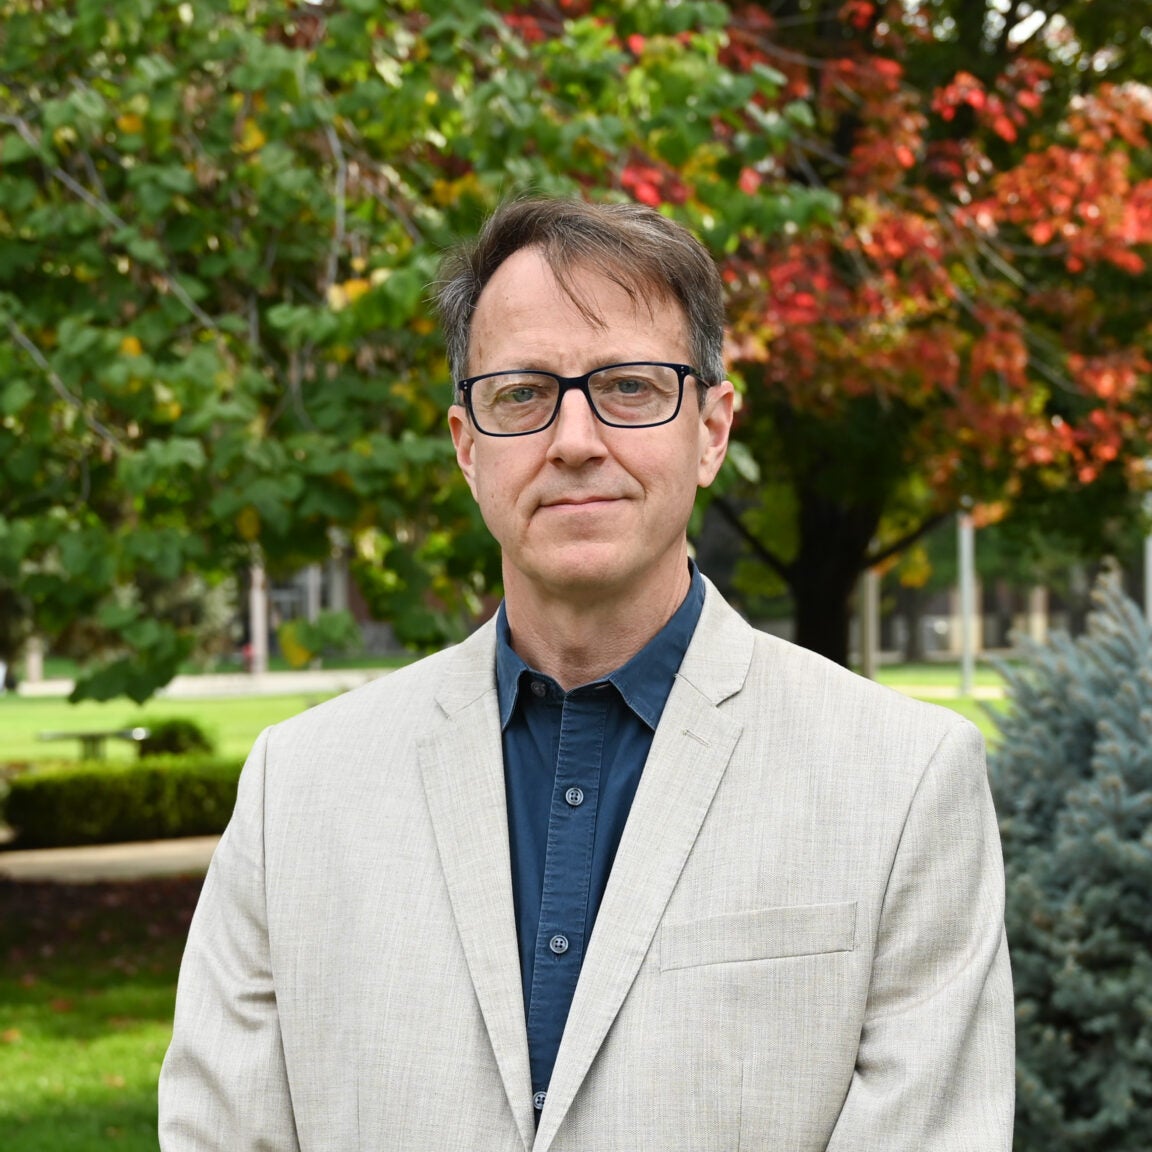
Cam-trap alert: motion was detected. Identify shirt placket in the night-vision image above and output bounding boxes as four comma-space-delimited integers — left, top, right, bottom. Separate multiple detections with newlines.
526, 688, 608, 1108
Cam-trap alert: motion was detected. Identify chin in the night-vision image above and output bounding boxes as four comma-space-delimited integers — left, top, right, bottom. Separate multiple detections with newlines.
512, 546, 625, 592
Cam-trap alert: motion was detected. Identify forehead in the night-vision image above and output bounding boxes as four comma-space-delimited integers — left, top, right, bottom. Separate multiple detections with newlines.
469, 248, 689, 372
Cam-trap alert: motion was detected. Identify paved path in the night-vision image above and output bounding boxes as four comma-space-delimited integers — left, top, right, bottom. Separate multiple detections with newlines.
17, 668, 393, 699
0, 836, 219, 883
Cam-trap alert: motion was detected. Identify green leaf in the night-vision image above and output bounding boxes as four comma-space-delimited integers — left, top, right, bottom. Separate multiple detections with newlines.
0, 380, 36, 416
0, 132, 39, 163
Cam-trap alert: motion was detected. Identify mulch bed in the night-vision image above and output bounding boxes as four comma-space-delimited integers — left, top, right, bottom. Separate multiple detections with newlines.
0, 877, 205, 972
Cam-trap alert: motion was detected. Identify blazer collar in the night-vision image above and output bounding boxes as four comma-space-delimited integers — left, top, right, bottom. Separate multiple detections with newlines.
421, 614, 535, 1150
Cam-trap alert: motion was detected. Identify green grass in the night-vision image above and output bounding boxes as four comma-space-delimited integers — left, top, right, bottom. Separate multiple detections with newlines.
0, 877, 202, 1152
874, 661, 1008, 689
1, 693, 335, 765
873, 663, 1007, 745
37, 653, 413, 681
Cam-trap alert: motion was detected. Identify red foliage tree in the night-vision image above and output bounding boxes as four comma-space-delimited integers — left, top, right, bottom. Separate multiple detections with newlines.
705, 1, 1152, 663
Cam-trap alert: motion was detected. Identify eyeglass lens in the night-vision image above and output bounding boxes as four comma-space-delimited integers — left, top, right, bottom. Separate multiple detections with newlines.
469, 364, 682, 435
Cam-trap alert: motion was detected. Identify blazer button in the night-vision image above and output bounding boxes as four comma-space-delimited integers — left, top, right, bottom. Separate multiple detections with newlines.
549, 934, 569, 955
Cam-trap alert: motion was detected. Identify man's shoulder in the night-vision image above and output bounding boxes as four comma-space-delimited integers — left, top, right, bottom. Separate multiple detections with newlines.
693, 584, 976, 747
271, 618, 497, 740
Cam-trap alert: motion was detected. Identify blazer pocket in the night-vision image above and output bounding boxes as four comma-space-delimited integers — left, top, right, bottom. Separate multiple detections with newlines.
659, 901, 857, 972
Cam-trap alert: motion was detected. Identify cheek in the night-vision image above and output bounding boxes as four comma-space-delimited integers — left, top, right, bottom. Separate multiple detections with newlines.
471, 452, 526, 522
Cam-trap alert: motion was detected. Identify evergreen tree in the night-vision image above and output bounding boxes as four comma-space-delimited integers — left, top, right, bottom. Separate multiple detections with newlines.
991, 575, 1152, 1150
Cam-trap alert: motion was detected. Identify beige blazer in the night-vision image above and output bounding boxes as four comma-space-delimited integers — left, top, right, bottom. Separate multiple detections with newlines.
159, 581, 1014, 1151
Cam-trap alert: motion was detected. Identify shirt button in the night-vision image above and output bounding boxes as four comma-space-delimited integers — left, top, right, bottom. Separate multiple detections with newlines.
533, 1090, 547, 1111
549, 934, 569, 955
530, 680, 547, 697
565, 787, 584, 807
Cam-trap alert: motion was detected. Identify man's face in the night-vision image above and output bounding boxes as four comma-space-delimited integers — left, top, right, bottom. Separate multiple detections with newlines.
448, 247, 733, 608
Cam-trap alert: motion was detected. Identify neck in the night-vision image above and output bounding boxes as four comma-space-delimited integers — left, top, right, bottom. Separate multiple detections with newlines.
502, 553, 692, 691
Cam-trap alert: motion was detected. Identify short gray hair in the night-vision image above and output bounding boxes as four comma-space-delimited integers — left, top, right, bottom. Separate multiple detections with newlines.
434, 198, 726, 392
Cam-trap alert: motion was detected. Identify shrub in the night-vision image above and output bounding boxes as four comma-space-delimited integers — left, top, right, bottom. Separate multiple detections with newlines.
990, 574, 1152, 1152
137, 716, 216, 757
2, 756, 242, 848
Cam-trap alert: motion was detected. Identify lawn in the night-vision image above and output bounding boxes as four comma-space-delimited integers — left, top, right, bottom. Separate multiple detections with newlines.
0, 877, 202, 1152
874, 661, 1008, 690
0, 693, 336, 765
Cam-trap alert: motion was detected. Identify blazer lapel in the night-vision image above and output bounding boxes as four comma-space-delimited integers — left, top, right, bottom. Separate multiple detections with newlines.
418, 622, 535, 1152
533, 585, 753, 1151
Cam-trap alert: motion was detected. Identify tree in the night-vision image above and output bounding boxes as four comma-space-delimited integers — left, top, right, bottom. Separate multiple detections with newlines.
698, 0, 1152, 664
11, 1, 1146, 692
0, 0, 820, 700
991, 575, 1152, 1151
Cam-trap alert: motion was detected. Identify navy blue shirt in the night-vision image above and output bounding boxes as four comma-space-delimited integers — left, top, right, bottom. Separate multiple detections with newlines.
495, 564, 705, 1115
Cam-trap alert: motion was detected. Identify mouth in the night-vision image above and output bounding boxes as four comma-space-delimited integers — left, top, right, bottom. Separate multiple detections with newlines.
540, 496, 620, 509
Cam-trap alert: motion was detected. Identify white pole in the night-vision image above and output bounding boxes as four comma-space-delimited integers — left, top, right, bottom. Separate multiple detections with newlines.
859, 567, 879, 680
328, 530, 349, 613
958, 511, 976, 696
1144, 530, 1152, 626
1143, 480, 1152, 624
24, 636, 44, 683
305, 564, 322, 622
249, 562, 269, 676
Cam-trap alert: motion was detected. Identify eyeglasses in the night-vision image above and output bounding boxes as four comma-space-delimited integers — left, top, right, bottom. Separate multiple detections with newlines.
456, 362, 706, 437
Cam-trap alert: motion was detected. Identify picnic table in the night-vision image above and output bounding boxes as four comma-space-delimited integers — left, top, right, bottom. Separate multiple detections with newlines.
37, 727, 151, 760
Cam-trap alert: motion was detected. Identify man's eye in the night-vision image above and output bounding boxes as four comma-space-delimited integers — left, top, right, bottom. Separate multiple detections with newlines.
493, 383, 546, 405
595, 374, 657, 398
612, 377, 649, 395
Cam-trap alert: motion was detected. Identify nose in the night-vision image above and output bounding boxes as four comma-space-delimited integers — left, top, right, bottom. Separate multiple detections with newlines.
546, 386, 607, 465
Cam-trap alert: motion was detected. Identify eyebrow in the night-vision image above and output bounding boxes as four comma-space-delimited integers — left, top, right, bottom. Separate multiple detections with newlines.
483, 356, 669, 373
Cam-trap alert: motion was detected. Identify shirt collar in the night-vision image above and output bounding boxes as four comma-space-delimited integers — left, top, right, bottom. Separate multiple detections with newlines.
495, 562, 706, 731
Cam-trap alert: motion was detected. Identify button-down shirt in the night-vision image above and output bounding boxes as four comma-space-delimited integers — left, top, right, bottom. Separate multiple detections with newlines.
495, 564, 705, 1115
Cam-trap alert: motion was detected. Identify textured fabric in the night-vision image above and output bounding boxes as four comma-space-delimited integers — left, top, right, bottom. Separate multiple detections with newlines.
158, 578, 1015, 1152
496, 564, 704, 1110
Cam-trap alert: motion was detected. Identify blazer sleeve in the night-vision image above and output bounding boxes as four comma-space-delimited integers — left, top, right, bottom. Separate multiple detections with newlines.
826, 719, 1015, 1152
158, 728, 301, 1151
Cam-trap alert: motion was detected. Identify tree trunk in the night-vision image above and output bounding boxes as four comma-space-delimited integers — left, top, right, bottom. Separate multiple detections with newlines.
784, 490, 881, 667
896, 583, 927, 662
788, 563, 859, 667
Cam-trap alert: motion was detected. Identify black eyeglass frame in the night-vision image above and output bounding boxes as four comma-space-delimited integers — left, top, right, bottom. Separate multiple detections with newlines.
455, 361, 710, 438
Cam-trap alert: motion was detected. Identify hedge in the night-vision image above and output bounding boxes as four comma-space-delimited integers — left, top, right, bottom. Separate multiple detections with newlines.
2, 756, 243, 849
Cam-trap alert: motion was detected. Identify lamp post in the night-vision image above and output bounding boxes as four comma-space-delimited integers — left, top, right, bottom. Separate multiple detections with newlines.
958, 504, 976, 697
1144, 501, 1152, 626
859, 565, 879, 680
249, 560, 269, 676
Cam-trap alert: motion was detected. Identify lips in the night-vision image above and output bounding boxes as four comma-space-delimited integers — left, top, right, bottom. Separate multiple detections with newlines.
539, 495, 620, 508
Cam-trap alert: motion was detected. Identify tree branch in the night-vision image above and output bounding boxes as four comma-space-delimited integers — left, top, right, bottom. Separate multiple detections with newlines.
322, 122, 348, 294
710, 495, 794, 582
863, 510, 951, 569
4, 317, 123, 450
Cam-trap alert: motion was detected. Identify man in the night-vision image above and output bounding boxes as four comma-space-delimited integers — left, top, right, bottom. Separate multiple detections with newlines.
160, 198, 1014, 1151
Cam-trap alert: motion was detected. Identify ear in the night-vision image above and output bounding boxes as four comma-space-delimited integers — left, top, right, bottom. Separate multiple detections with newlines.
448, 404, 479, 499
696, 380, 735, 488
